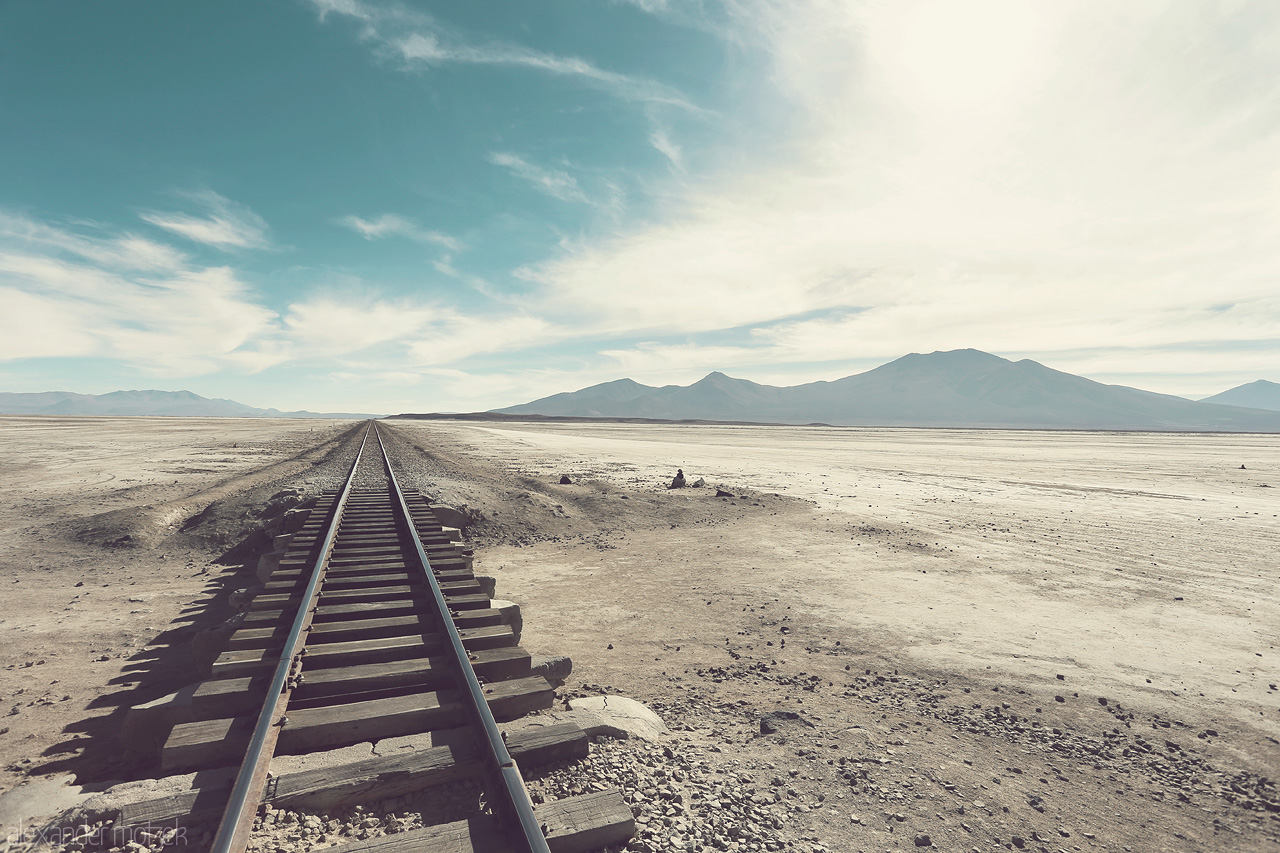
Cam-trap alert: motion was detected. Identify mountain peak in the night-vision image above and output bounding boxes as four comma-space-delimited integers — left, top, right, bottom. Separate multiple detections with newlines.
486, 348, 1280, 431
1201, 378, 1280, 411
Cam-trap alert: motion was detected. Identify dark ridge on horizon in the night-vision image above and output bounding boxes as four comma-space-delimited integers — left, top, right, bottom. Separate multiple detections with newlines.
479, 348, 1280, 433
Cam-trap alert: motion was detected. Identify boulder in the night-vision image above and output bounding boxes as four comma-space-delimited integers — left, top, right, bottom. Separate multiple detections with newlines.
567, 695, 668, 741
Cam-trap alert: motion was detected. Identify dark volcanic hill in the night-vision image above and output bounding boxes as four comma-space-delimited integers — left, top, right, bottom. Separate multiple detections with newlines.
493, 349, 1280, 432
1200, 379, 1280, 412
0, 389, 372, 419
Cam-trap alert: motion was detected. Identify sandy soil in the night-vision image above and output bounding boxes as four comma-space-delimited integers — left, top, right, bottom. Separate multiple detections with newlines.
0, 416, 1276, 853
0, 417, 358, 803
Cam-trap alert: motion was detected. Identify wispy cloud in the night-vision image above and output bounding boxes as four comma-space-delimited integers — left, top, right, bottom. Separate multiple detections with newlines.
0, 207, 539, 379
283, 297, 438, 355
407, 313, 559, 366
140, 190, 269, 250
613, 0, 734, 38
306, 0, 701, 112
649, 128, 684, 170
339, 213, 461, 251
0, 210, 276, 373
0, 211, 187, 272
487, 153, 589, 204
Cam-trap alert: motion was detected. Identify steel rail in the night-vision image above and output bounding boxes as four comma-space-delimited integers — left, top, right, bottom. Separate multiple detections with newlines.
209, 421, 373, 853
373, 423, 550, 853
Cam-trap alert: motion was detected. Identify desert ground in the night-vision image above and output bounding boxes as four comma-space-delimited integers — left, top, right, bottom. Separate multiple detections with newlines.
0, 416, 1276, 853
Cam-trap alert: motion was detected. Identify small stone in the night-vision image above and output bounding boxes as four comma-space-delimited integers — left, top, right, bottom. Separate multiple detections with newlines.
559, 474, 573, 485
913, 834, 932, 847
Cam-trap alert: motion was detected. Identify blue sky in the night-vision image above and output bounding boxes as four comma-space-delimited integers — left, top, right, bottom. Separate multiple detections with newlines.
2, 1, 1278, 413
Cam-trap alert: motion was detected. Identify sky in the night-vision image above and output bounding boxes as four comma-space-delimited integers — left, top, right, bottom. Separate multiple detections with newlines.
1, 0, 1278, 413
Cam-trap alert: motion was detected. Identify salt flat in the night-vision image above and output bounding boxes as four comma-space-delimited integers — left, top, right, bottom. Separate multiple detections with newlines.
417, 422, 1280, 734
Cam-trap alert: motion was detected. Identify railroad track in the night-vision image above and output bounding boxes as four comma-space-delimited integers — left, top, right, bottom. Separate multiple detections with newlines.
113, 422, 633, 853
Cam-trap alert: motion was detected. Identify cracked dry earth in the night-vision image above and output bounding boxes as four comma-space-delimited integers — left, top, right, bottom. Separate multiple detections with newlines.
0, 416, 1277, 853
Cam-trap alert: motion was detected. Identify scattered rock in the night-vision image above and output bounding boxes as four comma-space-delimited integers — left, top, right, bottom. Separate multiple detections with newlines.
667, 469, 686, 490
715, 489, 735, 498
913, 833, 933, 847
559, 474, 573, 485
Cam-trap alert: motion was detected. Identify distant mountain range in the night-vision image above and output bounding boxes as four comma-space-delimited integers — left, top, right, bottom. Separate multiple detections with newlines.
0, 390, 373, 419
1199, 379, 1280, 411
492, 349, 1280, 432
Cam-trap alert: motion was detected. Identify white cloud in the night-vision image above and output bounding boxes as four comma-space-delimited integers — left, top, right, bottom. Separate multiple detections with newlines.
308, 0, 700, 111
599, 341, 762, 380
141, 190, 270, 250
283, 298, 437, 355
339, 214, 462, 251
501, 0, 1280, 392
0, 286, 100, 360
487, 153, 589, 204
0, 207, 562, 389
407, 313, 560, 366
0, 213, 276, 373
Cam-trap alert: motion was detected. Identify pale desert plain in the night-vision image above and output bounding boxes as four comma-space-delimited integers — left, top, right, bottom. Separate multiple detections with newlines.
0, 416, 1276, 853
